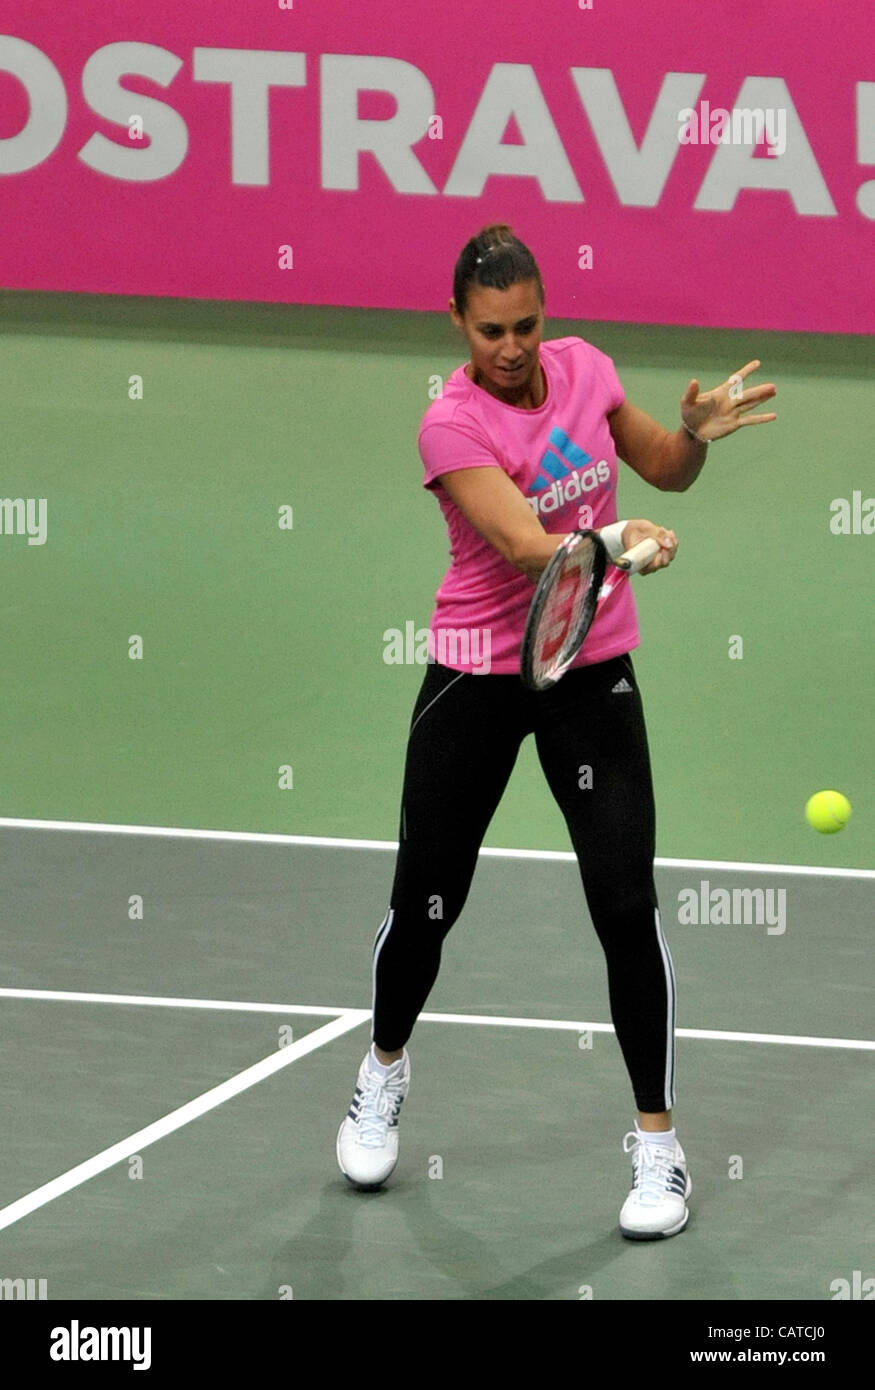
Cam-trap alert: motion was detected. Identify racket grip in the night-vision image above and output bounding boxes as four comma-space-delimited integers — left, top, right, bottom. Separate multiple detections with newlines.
614, 537, 660, 572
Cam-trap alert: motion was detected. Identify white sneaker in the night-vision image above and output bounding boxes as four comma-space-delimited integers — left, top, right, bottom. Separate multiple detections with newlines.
336, 1048, 410, 1189
619, 1122, 692, 1239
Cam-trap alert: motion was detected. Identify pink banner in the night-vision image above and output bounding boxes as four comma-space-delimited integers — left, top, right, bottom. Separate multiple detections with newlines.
1, 1, 873, 332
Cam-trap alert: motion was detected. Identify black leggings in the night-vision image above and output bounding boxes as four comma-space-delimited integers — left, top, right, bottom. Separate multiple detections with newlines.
371, 654, 677, 1113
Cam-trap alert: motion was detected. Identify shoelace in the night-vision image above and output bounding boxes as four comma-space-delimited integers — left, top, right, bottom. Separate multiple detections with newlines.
622, 1132, 684, 1207
356, 1071, 406, 1147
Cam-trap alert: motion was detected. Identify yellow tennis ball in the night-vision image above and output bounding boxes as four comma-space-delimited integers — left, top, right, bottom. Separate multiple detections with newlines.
805, 790, 851, 834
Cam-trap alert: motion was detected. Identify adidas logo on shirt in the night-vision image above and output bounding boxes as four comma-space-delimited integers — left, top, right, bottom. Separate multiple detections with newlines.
526, 426, 612, 516
526, 461, 611, 516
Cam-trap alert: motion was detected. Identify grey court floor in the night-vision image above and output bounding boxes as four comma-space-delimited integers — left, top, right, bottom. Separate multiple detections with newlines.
0, 823, 871, 1301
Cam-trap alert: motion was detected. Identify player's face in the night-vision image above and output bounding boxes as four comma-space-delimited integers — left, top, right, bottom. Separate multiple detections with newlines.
451, 280, 544, 404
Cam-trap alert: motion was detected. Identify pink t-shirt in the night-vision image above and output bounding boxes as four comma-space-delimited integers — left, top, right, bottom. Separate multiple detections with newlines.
418, 336, 639, 675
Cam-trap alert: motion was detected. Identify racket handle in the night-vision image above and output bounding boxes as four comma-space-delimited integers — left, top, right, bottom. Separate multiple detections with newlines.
614, 537, 660, 572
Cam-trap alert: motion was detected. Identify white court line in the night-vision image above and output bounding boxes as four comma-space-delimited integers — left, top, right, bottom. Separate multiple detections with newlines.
0, 817, 872, 879
0, 986, 871, 1052
0, 1009, 371, 1235
0, 987, 355, 1018
417, 1012, 875, 1050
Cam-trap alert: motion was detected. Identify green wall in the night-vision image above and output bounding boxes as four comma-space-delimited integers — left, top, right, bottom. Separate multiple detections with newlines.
1, 291, 870, 867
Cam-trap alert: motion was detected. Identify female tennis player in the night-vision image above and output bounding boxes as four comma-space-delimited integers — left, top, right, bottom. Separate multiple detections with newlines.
337, 224, 777, 1239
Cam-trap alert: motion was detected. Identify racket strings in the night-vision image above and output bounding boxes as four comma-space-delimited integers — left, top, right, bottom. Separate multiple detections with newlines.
532, 542, 598, 680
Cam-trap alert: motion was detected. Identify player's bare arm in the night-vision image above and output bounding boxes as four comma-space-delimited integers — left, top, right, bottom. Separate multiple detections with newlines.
436, 466, 677, 580
608, 361, 777, 492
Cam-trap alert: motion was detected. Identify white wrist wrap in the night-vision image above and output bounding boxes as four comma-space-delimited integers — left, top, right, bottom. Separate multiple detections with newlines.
597, 520, 628, 562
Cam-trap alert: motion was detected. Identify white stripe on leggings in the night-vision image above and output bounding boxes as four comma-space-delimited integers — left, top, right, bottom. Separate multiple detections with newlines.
370, 907, 394, 1042
653, 906, 677, 1110
408, 669, 466, 738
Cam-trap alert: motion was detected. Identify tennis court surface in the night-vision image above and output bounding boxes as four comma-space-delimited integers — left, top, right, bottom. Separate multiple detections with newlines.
1, 820, 871, 1302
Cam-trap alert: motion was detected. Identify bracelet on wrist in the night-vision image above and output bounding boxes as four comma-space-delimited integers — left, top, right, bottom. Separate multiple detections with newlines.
682, 420, 710, 445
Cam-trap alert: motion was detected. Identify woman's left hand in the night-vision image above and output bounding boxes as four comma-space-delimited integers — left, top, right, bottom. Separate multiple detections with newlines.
681, 360, 777, 442
621, 520, 678, 574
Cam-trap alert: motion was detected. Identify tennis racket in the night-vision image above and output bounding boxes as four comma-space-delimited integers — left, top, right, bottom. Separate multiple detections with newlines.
520, 530, 660, 691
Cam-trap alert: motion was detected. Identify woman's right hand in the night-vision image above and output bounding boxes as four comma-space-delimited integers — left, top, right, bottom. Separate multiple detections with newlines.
621, 520, 678, 574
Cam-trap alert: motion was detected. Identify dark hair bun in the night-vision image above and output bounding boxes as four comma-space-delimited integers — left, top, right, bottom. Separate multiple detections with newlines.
453, 225, 543, 315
